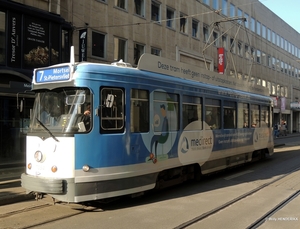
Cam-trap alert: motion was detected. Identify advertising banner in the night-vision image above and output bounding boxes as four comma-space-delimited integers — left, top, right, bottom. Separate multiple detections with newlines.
23, 16, 49, 68
218, 47, 225, 74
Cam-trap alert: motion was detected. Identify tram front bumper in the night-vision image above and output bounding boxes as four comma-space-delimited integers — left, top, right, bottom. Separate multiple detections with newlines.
21, 173, 65, 194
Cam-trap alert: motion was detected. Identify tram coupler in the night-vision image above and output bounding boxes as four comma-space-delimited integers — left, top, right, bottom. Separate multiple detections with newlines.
34, 192, 44, 201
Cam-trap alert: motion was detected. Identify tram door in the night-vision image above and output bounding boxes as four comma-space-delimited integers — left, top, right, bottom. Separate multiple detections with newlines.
0, 95, 34, 166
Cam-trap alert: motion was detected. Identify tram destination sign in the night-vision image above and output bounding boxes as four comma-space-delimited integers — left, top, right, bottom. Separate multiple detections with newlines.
35, 65, 70, 83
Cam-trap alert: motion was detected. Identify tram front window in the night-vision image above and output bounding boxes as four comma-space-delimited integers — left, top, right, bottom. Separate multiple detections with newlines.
30, 88, 92, 133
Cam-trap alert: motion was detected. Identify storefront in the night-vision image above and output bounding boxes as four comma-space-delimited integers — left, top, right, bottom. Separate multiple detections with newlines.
0, 1, 71, 167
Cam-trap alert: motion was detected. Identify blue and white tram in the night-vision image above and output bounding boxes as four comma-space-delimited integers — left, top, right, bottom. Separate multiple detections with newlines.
21, 53, 274, 203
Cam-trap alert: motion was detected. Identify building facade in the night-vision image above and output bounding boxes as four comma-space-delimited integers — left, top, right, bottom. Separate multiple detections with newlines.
0, 0, 72, 167
2, 0, 300, 166
61, 0, 300, 132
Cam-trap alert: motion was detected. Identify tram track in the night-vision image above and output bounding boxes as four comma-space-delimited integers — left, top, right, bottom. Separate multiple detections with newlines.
247, 190, 300, 229
0, 199, 87, 229
174, 166, 300, 229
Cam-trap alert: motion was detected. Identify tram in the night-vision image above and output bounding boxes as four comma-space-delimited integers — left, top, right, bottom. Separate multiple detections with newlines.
21, 50, 274, 203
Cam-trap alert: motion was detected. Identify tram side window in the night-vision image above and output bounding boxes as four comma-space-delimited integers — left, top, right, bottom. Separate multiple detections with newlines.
251, 104, 260, 127
100, 87, 124, 132
130, 89, 149, 132
205, 98, 220, 130
182, 95, 202, 130
237, 103, 249, 128
261, 106, 270, 127
153, 91, 179, 133
223, 101, 236, 129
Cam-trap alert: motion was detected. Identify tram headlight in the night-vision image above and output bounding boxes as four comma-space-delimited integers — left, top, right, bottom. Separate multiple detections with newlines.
27, 163, 32, 170
82, 165, 90, 172
34, 151, 43, 162
51, 166, 58, 173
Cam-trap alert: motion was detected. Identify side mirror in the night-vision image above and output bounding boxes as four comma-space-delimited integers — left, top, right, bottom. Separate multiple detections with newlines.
20, 100, 23, 112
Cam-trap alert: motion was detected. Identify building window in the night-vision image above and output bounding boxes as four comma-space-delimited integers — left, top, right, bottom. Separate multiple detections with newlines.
222, 0, 228, 15
276, 58, 280, 71
272, 31, 276, 44
213, 0, 219, 10
166, 7, 175, 28
244, 13, 249, 28
251, 47, 255, 60
115, 0, 126, 10
281, 61, 284, 72
267, 81, 271, 94
256, 49, 261, 63
230, 3, 235, 17
245, 44, 250, 59
267, 55, 271, 67
262, 25, 266, 39
92, 31, 105, 58
237, 41, 242, 56
114, 37, 127, 61
237, 73, 242, 79
272, 57, 276, 70
151, 1, 160, 22
262, 52, 266, 65
180, 13, 187, 33
251, 17, 255, 32
151, 47, 161, 56
256, 78, 261, 86
267, 28, 271, 41
222, 35, 227, 49
203, 25, 209, 42
256, 21, 261, 36
134, 0, 145, 17
134, 43, 144, 65
230, 38, 235, 54
203, 0, 210, 6
213, 31, 219, 46
277, 85, 280, 97
192, 19, 199, 38
277, 35, 281, 47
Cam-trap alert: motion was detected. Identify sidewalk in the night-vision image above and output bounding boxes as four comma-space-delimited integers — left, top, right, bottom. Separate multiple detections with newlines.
0, 133, 299, 206
0, 166, 35, 206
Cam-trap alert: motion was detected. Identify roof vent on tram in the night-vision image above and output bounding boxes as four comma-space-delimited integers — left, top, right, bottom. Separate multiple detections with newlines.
111, 59, 132, 68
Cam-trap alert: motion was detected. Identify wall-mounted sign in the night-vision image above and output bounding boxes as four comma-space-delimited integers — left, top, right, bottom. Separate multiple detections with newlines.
7, 13, 21, 68
79, 29, 87, 62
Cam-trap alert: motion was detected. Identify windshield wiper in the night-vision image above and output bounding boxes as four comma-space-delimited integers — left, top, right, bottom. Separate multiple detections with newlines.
35, 118, 59, 142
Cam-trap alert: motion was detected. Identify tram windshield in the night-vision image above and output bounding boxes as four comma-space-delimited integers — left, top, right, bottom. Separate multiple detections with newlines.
30, 88, 92, 133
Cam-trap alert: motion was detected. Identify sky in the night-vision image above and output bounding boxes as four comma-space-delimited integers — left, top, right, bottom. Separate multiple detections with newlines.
259, 0, 300, 33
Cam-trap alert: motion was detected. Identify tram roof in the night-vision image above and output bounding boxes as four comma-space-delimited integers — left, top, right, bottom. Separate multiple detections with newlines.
32, 54, 270, 100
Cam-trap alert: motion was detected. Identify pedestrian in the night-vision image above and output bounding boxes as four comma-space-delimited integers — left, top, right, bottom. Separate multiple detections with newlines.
274, 123, 279, 138
281, 120, 287, 136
